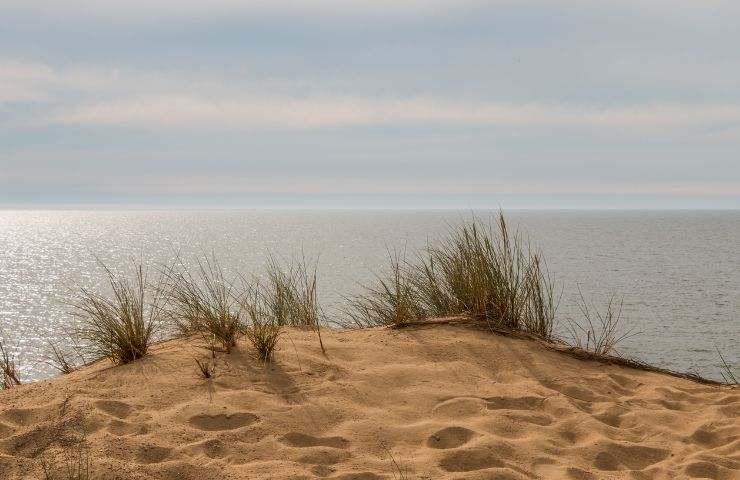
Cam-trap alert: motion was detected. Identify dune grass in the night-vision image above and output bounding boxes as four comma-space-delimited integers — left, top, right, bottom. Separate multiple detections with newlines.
414, 214, 557, 337
348, 214, 558, 339
345, 249, 422, 328
161, 256, 242, 353
40, 445, 92, 480
0, 338, 21, 389
241, 284, 282, 362
244, 316, 282, 363
249, 254, 324, 352
71, 261, 162, 365
39, 430, 92, 480
43, 341, 78, 375
567, 287, 634, 356
261, 256, 322, 326
717, 349, 738, 385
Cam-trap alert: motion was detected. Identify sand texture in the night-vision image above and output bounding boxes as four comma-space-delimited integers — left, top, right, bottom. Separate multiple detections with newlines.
0, 323, 738, 479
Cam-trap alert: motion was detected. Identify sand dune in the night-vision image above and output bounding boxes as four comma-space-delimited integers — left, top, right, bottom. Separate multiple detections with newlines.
0, 323, 738, 479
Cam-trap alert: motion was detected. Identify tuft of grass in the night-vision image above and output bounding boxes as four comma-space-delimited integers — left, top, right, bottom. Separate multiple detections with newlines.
253, 254, 325, 352
345, 249, 422, 328
244, 317, 282, 363
717, 349, 738, 385
567, 287, 634, 356
161, 256, 242, 353
0, 338, 21, 389
71, 261, 162, 365
241, 285, 283, 362
261, 256, 322, 325
39, 437, 92, 480
413, 214, 557, 337
522, 254, 558, 338
348, 214, 558, 338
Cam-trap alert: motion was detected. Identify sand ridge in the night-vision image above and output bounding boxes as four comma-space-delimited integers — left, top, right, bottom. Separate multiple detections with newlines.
0, 323, 738, 479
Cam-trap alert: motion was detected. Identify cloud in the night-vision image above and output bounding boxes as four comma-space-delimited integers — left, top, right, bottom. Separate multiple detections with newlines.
0, 61, 173, 103
4, 60, 740, 132
40, 94, 740, 131
3, 0, 486, 16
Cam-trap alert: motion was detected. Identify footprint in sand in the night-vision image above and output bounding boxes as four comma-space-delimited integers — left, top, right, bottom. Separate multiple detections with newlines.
593, 405, 632, 428
432, 397, 487, 418
107, 419, 151, 436
328, 473, 386, 480
485, 395, 545, 411
592, 443, 669, 471
426, 426, 476, 449
565, 467, 597, 480
0, 422, 11, 439
280, 431, 349, 449
135, 443, 172, 464
689, 424, 736, 449
0, 407, 45, 426
187, 412, 258, 431
682, 460, 739, 479
297, 448, 351, 466
439, 447, 505, 472
94, 400, 134, 419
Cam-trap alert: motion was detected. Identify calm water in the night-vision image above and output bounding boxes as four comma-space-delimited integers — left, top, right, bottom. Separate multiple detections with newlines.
0, 210, 738, 381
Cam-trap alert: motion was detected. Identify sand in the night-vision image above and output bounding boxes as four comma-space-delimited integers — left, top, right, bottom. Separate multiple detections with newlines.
0, 322, 738, 479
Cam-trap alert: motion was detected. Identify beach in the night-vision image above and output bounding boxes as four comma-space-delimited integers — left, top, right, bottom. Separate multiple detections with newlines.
1, 322, 737, 479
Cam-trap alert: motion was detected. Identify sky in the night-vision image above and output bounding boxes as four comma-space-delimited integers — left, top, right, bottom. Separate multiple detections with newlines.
1, 0, 739, 209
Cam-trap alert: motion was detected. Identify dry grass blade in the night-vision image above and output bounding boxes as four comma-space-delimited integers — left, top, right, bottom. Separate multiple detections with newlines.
161, 255, 242, 353
43, 341, 77, 375
381, 444, 409, 480
345, 249, 422, 328
522, 253, 559, 338
717, 349, 738, 385
567, 286, 635, 356
0, 338, 21, 389
194, 357, 216, 379
71, 260, 162, 365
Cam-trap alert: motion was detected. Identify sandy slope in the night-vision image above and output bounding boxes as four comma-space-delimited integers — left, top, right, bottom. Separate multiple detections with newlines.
0, 323, 738, 480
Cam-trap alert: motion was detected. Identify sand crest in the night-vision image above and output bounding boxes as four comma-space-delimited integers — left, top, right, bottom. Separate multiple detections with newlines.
0, 324, 738, 479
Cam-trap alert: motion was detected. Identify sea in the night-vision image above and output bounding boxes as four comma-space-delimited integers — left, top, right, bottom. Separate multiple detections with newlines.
0, 210, 738, 382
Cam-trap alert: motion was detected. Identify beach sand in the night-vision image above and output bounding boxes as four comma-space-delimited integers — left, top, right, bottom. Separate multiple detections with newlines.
0, 323, 738, 479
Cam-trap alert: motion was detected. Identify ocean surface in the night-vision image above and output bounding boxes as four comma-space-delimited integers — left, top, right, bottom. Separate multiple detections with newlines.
0, 210, 738, 382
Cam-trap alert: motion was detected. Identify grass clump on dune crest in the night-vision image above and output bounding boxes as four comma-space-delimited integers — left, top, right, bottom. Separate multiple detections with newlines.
239, 253, 326, 361
241, 285, 283, 362
255, 254, 325, 352
71, 261, 162, 365
414, 214, 557, 337
348, 214, 558, 339
244, 316, 282, 363
161, 256, 242, 353
261, 255, 322, 328
345, 249, 423, 328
